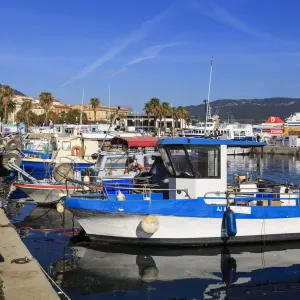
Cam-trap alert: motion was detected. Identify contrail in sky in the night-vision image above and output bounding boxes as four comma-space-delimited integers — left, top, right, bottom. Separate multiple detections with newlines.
111, 42, 181, 76
61, 2, 182, 87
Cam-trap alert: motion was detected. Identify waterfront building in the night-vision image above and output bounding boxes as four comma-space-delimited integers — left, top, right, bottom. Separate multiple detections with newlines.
71, 105, 131, 123
124, 113, 188, 133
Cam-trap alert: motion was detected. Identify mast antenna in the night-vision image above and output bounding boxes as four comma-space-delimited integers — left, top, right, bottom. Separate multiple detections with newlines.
204, 56, 213, 134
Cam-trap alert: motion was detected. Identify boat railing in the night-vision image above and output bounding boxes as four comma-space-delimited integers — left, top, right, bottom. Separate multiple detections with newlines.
204, 191, 300, 206
65, 177, 191, 199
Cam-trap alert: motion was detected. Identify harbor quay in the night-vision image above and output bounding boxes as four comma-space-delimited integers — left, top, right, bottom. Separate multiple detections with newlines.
0, 208, 59, 300
252, 145, 300, 156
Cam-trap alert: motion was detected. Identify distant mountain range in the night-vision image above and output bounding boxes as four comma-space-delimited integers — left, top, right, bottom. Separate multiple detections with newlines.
0, 84, 25, 96
184, 98, 300, 123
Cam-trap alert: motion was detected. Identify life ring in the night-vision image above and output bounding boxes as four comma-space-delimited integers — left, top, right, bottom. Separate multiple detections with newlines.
71, 146, 84, 156
124, 162, 145, 174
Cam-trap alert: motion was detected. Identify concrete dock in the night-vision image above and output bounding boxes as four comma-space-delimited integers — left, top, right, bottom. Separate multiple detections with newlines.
0, 208, 59, 300
252, 146, 300, 156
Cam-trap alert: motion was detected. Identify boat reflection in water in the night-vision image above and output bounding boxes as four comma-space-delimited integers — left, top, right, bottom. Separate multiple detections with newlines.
50, 242, 300, 299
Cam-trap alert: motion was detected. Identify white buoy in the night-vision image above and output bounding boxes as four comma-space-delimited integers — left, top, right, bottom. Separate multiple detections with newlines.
58, 192, 67, 198
141, 266, 159, 283
141, 215, 159, 234
143, 196, 151, 201
83, 175, 90, 191
116, 190, 126, 201
56, 202, 65, 213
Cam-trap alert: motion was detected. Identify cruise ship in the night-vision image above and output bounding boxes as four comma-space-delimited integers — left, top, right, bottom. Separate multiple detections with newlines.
285, 113, 300, 127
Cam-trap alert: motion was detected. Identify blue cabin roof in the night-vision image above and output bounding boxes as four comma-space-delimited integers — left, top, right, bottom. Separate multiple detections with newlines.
157, 137, 267, 148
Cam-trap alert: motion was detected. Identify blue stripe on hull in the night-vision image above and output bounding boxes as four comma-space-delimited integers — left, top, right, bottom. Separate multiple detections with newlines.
65, 197, 300, 219
21, 161, 94, 180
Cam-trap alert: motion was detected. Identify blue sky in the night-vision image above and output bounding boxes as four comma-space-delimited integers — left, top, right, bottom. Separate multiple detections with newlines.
1, 0, 300, 111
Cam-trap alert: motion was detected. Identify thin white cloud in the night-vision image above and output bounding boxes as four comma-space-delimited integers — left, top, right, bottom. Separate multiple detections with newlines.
193, 1, 282, 41
111, 42, 181, 76
288, 83, 300, 89
61, 2, 183, 87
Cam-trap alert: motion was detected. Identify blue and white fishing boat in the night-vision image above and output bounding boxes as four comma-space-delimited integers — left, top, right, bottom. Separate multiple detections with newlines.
64, 137, 300, 246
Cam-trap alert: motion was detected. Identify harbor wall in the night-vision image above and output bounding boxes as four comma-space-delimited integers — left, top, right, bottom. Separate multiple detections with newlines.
252, 146, 300, 156
0, 208, 59, 300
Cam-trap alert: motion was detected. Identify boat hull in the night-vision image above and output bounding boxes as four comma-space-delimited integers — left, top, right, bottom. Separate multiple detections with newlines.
227, 147, 251, 155
15, 183, 77, 205
68, 208, 300, 246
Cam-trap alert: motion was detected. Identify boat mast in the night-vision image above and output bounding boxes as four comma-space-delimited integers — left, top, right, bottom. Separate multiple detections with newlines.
108, 84, 111, 119
80, 88, 84, 127
204, 56, 213, 135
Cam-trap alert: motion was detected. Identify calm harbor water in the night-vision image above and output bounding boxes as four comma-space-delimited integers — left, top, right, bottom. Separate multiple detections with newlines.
2, 155, 300, 299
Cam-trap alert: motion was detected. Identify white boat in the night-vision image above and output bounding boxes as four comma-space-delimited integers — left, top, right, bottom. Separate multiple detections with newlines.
14, 136, 160, 205
64, 137, 300, 246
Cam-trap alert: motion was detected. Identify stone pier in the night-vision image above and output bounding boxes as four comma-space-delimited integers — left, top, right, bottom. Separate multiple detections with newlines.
0, 208, 59, 300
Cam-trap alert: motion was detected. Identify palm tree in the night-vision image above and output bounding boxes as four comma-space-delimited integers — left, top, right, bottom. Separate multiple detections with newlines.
171, 107, 179, 133
144, 102, 153, 132
149, 98, 161, 134
177, 106, 190, 129
16, 100, 33, 131
89, 97, 100, 123
0, 85, 14, 124
39, 92, 54, 126
161, 102, 171, 131
7, 99, 16, 123
177, 106, 185, 129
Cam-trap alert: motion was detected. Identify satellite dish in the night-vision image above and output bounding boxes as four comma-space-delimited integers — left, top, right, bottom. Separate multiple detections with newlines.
53, 163, 74, 183
2, 150, 22, 171
4, 136, 22, 151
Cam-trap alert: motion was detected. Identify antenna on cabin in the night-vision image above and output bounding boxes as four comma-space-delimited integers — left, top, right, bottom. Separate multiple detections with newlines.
204, 56, 213, 135
80, 88, 84, 126
108, 84, 111, 119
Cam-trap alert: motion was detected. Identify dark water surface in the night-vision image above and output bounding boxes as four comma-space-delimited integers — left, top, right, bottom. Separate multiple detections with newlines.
2, 155, 300, 299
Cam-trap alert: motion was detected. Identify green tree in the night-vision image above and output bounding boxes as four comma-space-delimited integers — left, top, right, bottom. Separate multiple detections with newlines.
177, 106, 190, 129
144, 101, 153, 132
161, 102, 171, 130
59, 111, 66, 123
171, 107, 179, 132
149, 98, 161, 133
65, 109, 88, 124
0, 85, 14, 124
39, 92, 54, 125
89, 97, 100, 123
16, 100, 38, 130
7, 99, 16, 122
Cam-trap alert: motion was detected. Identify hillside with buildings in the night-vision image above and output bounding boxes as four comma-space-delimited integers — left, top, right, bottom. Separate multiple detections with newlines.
6, 92, 131, 124
185, 98, 300, 123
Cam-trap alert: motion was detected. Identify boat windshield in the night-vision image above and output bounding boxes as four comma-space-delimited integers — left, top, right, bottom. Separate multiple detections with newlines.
160, 145, 220, 179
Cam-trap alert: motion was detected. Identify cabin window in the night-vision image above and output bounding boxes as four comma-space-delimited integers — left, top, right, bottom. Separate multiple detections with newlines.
62, 141, 71, 151
105, 156, 129, 169
158, 148, 175, 176
186, 146, 220, 178
166, 146, 194, 177
160, 145, 220, 179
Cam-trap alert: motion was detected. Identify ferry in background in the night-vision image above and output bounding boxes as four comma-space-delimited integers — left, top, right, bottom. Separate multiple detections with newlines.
285, 112, 300, 127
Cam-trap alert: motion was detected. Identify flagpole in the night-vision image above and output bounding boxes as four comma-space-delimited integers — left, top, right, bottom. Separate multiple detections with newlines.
80, 88, 84, 127
108, 84, 111, 120
205, 56, 213, 135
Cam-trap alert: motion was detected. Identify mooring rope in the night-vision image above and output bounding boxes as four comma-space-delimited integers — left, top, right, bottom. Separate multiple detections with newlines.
31, 256, 71, 299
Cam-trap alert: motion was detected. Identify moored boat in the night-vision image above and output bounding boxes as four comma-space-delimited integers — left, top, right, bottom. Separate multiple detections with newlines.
13, 137, 160, 205
64, 137, 300, 246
